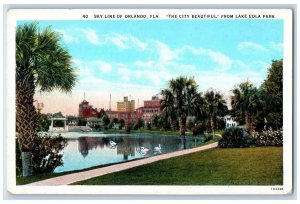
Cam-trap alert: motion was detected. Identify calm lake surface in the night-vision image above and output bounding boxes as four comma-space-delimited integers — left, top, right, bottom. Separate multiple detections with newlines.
54, 133, 205, 173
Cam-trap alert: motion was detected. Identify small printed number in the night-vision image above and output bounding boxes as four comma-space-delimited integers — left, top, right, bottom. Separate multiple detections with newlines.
271, 187, 283, 190
82, 15, 88, 18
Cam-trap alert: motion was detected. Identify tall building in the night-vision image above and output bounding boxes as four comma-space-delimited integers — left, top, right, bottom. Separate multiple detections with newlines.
136, 96, 161, 123
117, 96, 135, 112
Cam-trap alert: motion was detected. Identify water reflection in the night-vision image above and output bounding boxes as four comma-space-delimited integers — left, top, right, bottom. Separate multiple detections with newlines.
54, 134, 204, 173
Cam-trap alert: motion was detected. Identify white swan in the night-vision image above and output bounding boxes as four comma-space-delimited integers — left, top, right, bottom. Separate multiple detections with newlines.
154, 144, 161, 151
110, 140, 117, 146
140, 147, 149, 152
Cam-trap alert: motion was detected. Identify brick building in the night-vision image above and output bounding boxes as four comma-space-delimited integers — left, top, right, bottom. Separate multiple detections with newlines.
136, 96, 161, 123
78, 100, 105, 118
106, 110, 143, 127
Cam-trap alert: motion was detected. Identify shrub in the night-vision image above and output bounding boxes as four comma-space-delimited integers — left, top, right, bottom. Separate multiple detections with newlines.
16, 134, 68, 175
218, 127, 256, 148
192, 123, 206, 136
108, 122, 113, 129
146, 122, 152, 130
203, 134, 213, 142
254, 129, 283, 146
133, 124, 139, 130
126, 125, 131, 133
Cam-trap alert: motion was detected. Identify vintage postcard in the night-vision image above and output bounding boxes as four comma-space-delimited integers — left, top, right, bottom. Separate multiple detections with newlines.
6, 8, 293, 195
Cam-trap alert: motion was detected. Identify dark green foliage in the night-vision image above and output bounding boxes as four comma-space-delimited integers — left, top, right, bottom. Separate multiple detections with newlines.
216, 118, 226, 130
119, 119, 125, 129
102, 115, 110, 126
108, 122, 113, 129
146, 122, 152, 130
218, 127, 256, 148
16, 134, 68, 175
160, 76, 202, 135
112, 118, 119, 124
261, 60, 283, 129
36, 112, 50, 132
203, 134, 213, 142
78, 118, 87, 126
132, 118, 145, 130
187, 118, 195, 131
192, 123, 206, 135
126, 125, 131, 133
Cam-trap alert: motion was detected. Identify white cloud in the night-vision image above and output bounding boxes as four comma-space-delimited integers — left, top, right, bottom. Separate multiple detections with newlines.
155, 41, 177, 64
82, 28, 101, 45
71, 58, 82, 66
109, 34, 129, 49
94, 61, 113, 74
237, 41, 268, 52
195, 71, 264, 95
55, 29, 77, 43
206, 49, 232, 71
178, 45, 232, 71
270, 42, 283, 52
117, 67, 131, 75
134, 60, 154, 68
106, 33, 147, 50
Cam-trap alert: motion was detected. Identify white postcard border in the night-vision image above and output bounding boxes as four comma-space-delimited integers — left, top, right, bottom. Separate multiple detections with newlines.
6, 8, 293, 195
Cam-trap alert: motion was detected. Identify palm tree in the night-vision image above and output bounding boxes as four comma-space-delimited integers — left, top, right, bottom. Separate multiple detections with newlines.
160, 89, 178, 130
16, 22, 77, 176
204, 89, 228, 139
231, 81, 260, 132
161, 76, 200, 136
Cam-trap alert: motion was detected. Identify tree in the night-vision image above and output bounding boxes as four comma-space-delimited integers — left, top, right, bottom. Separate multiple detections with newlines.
119, 119, 125, 129
231, 81, 260, 132
16, 23, 77, 176
112, 118, 119, 124
261, 59, 283, 129
152, 114, 161, 129
204, 89, 228, 139
160, 89, 178, 130
161, 76, 200, 136
102, 115, 110, 126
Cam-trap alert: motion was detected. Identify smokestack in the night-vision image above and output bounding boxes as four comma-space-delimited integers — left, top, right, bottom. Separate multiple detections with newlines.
109, 93, 111, 111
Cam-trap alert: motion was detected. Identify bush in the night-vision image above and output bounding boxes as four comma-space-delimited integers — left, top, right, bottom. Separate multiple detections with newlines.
218, 127, 256, 148
108, 122, 113, 129
146, 122, 152, 130
254, 129, 283, 146
16, 134, 68, 175
203, 134, 213, 142
126, 125, 131, 133
133, 124, 139, 130
192, 123, 206, 136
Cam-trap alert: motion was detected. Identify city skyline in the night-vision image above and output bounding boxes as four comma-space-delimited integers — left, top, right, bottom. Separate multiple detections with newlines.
20, 19, 284, 115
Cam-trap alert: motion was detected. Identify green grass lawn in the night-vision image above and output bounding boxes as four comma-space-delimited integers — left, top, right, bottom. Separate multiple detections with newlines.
73, 146, 283, 185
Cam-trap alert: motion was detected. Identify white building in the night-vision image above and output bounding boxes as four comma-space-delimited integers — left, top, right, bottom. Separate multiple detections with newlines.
224, 115, 238, 128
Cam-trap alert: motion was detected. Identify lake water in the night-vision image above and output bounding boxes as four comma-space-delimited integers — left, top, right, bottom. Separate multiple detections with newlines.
54, 133, 205, 173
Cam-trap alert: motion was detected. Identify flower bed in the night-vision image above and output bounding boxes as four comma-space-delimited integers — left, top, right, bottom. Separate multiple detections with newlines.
254, 129, 283, 146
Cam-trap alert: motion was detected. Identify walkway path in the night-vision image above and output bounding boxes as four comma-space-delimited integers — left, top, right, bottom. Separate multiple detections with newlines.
28, 142, 218, 186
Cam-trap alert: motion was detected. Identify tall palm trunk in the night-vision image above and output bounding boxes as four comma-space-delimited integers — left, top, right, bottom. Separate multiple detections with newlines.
210, 116, 215, 139
16, 78, 36, 177
245, 110, 251, 132
179, 115, 187, 136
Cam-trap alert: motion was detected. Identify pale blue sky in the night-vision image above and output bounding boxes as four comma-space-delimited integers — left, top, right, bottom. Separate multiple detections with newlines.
18, 20, 283, 115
